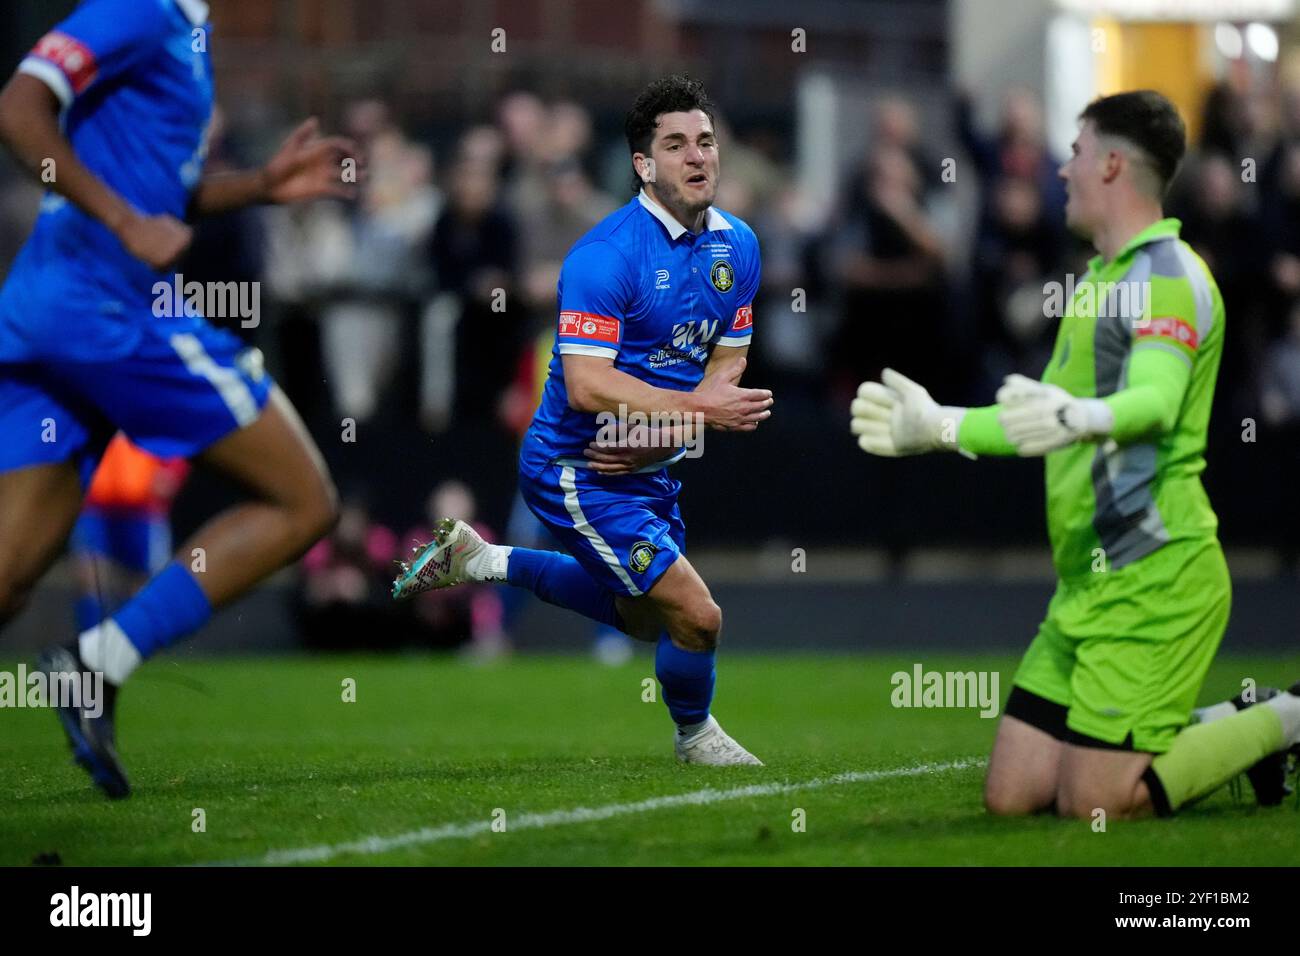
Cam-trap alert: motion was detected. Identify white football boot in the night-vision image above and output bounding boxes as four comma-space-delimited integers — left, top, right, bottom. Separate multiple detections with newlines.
675, 716, 763, 766
392, 517, 501, 600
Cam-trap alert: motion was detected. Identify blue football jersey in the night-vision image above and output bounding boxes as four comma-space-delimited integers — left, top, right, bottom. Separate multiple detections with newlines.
0, 0, 214, 362
521, 189, 760, 475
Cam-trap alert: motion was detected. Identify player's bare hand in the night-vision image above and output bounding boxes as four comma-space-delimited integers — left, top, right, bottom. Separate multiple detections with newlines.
261, 117, 361, 204
694, 356, 773, 430
117, 211, 193, 271
583, 426, 682, 475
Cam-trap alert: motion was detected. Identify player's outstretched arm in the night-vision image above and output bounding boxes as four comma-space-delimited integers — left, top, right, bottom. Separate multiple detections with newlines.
191, 118, 359, 217
0, 73, 191, 271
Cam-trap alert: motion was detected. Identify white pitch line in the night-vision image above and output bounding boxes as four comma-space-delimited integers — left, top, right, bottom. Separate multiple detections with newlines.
216, 757, 984, 867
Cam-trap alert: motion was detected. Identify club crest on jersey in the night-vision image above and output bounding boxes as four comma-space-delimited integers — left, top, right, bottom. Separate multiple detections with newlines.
629, 540, 657, 574
710, 259, 734, 293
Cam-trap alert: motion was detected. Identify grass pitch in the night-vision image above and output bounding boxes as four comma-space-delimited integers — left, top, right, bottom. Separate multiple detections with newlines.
3, 652, 1299, 866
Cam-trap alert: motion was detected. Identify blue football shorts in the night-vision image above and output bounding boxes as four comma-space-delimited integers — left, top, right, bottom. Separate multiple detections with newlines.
0, 319, 272, 487
518, 461, 685, 598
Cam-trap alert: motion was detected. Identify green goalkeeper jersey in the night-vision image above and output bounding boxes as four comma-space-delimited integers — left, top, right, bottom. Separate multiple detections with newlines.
961, 218, 1225, 580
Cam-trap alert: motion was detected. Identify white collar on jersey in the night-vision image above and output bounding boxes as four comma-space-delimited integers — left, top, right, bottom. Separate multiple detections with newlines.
174, 0, 211, 26
637, 187, 732, 240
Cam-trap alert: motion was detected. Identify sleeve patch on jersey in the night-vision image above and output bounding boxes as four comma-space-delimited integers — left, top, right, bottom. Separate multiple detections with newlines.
558, 311, 620, 344
1135, 315, 1198, 351
30, 32, 99, 96
731, 304, 753, 333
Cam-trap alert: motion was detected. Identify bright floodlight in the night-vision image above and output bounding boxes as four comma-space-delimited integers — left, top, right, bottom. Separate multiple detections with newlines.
1214, 22, 1244, 59
1245, 22, 1279, 62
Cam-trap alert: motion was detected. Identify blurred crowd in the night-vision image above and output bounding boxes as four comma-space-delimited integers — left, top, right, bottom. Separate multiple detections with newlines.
2, 75, 1300, 648
143, 80, 1300, 437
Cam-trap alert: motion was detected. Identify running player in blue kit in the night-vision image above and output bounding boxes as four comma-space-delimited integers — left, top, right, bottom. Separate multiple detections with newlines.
394, 75, 774, 764
0, 0, 354, 797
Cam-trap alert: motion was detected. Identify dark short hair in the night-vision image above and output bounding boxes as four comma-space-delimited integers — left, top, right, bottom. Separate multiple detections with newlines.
624, 74, 716, 160
1080, 90, 1186, 194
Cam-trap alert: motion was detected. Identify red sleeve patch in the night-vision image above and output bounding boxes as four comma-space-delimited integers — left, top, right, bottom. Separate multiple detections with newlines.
558, 311, 620, 344
30, 32, 99, 96
731, 304, 753, 333
1136, 315, 1198, 351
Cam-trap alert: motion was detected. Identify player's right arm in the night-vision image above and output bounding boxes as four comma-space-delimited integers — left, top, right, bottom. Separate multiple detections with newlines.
557, 240, 772, 429
565, 353, 771, 429
0, 5, 192, 271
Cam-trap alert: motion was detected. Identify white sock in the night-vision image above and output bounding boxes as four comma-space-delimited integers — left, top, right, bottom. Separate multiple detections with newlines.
1192, 700, 1239, 724
677, 718, 710, 739
464, 543, 511, 583
1263, 692, 1300, 747
78, 620, 142, 686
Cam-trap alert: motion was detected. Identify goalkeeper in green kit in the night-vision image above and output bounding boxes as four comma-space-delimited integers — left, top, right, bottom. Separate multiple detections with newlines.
851, 90, 1299, 819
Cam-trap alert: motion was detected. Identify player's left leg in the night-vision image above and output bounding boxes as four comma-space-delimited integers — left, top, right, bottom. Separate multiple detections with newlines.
39, 326, 336, 798
984, 710, 1064, 815
72, 387, 336, 683
69, 510, 156, 631
1056, 744, 1154, 819
0, 366, 109, 630
180, 387, 337, 606
395, 464, 760, 764
1188, 687, 1292, 805
1052, 539, 1300, 818
619, 552, 762, 765
984, 586, 1081, 815
0, 461, 86, 630
1055, 696, 1300, 820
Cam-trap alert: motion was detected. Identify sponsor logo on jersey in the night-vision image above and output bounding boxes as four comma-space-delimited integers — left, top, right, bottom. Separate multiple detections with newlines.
559, 311, 620, 344
629, 540, 657, 574
1136, 315, 1198, 351
672, 318, 718, 349
732, 305, 753, 332
32, 32, 98, 96
647, 319, 717, 368
648, 346, 707, 369
710, 259, 734, 293
655, 269, 670, 290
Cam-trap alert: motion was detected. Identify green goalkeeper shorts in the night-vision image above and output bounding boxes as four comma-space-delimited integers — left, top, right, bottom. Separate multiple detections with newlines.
1012, 537, 1231, 754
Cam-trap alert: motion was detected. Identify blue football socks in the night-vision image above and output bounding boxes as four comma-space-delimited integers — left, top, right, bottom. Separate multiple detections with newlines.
112, 561, 213, 659
655, 634, 715, 727
505, 547, 621, 630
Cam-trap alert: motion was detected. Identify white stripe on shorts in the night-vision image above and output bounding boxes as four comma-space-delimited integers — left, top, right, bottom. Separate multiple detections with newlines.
558, 465, 641, 596
169, 332, 259, 428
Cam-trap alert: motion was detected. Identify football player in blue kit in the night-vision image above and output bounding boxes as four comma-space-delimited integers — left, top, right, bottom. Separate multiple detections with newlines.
394, 75, 774, 765
0, 0, 355, 797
